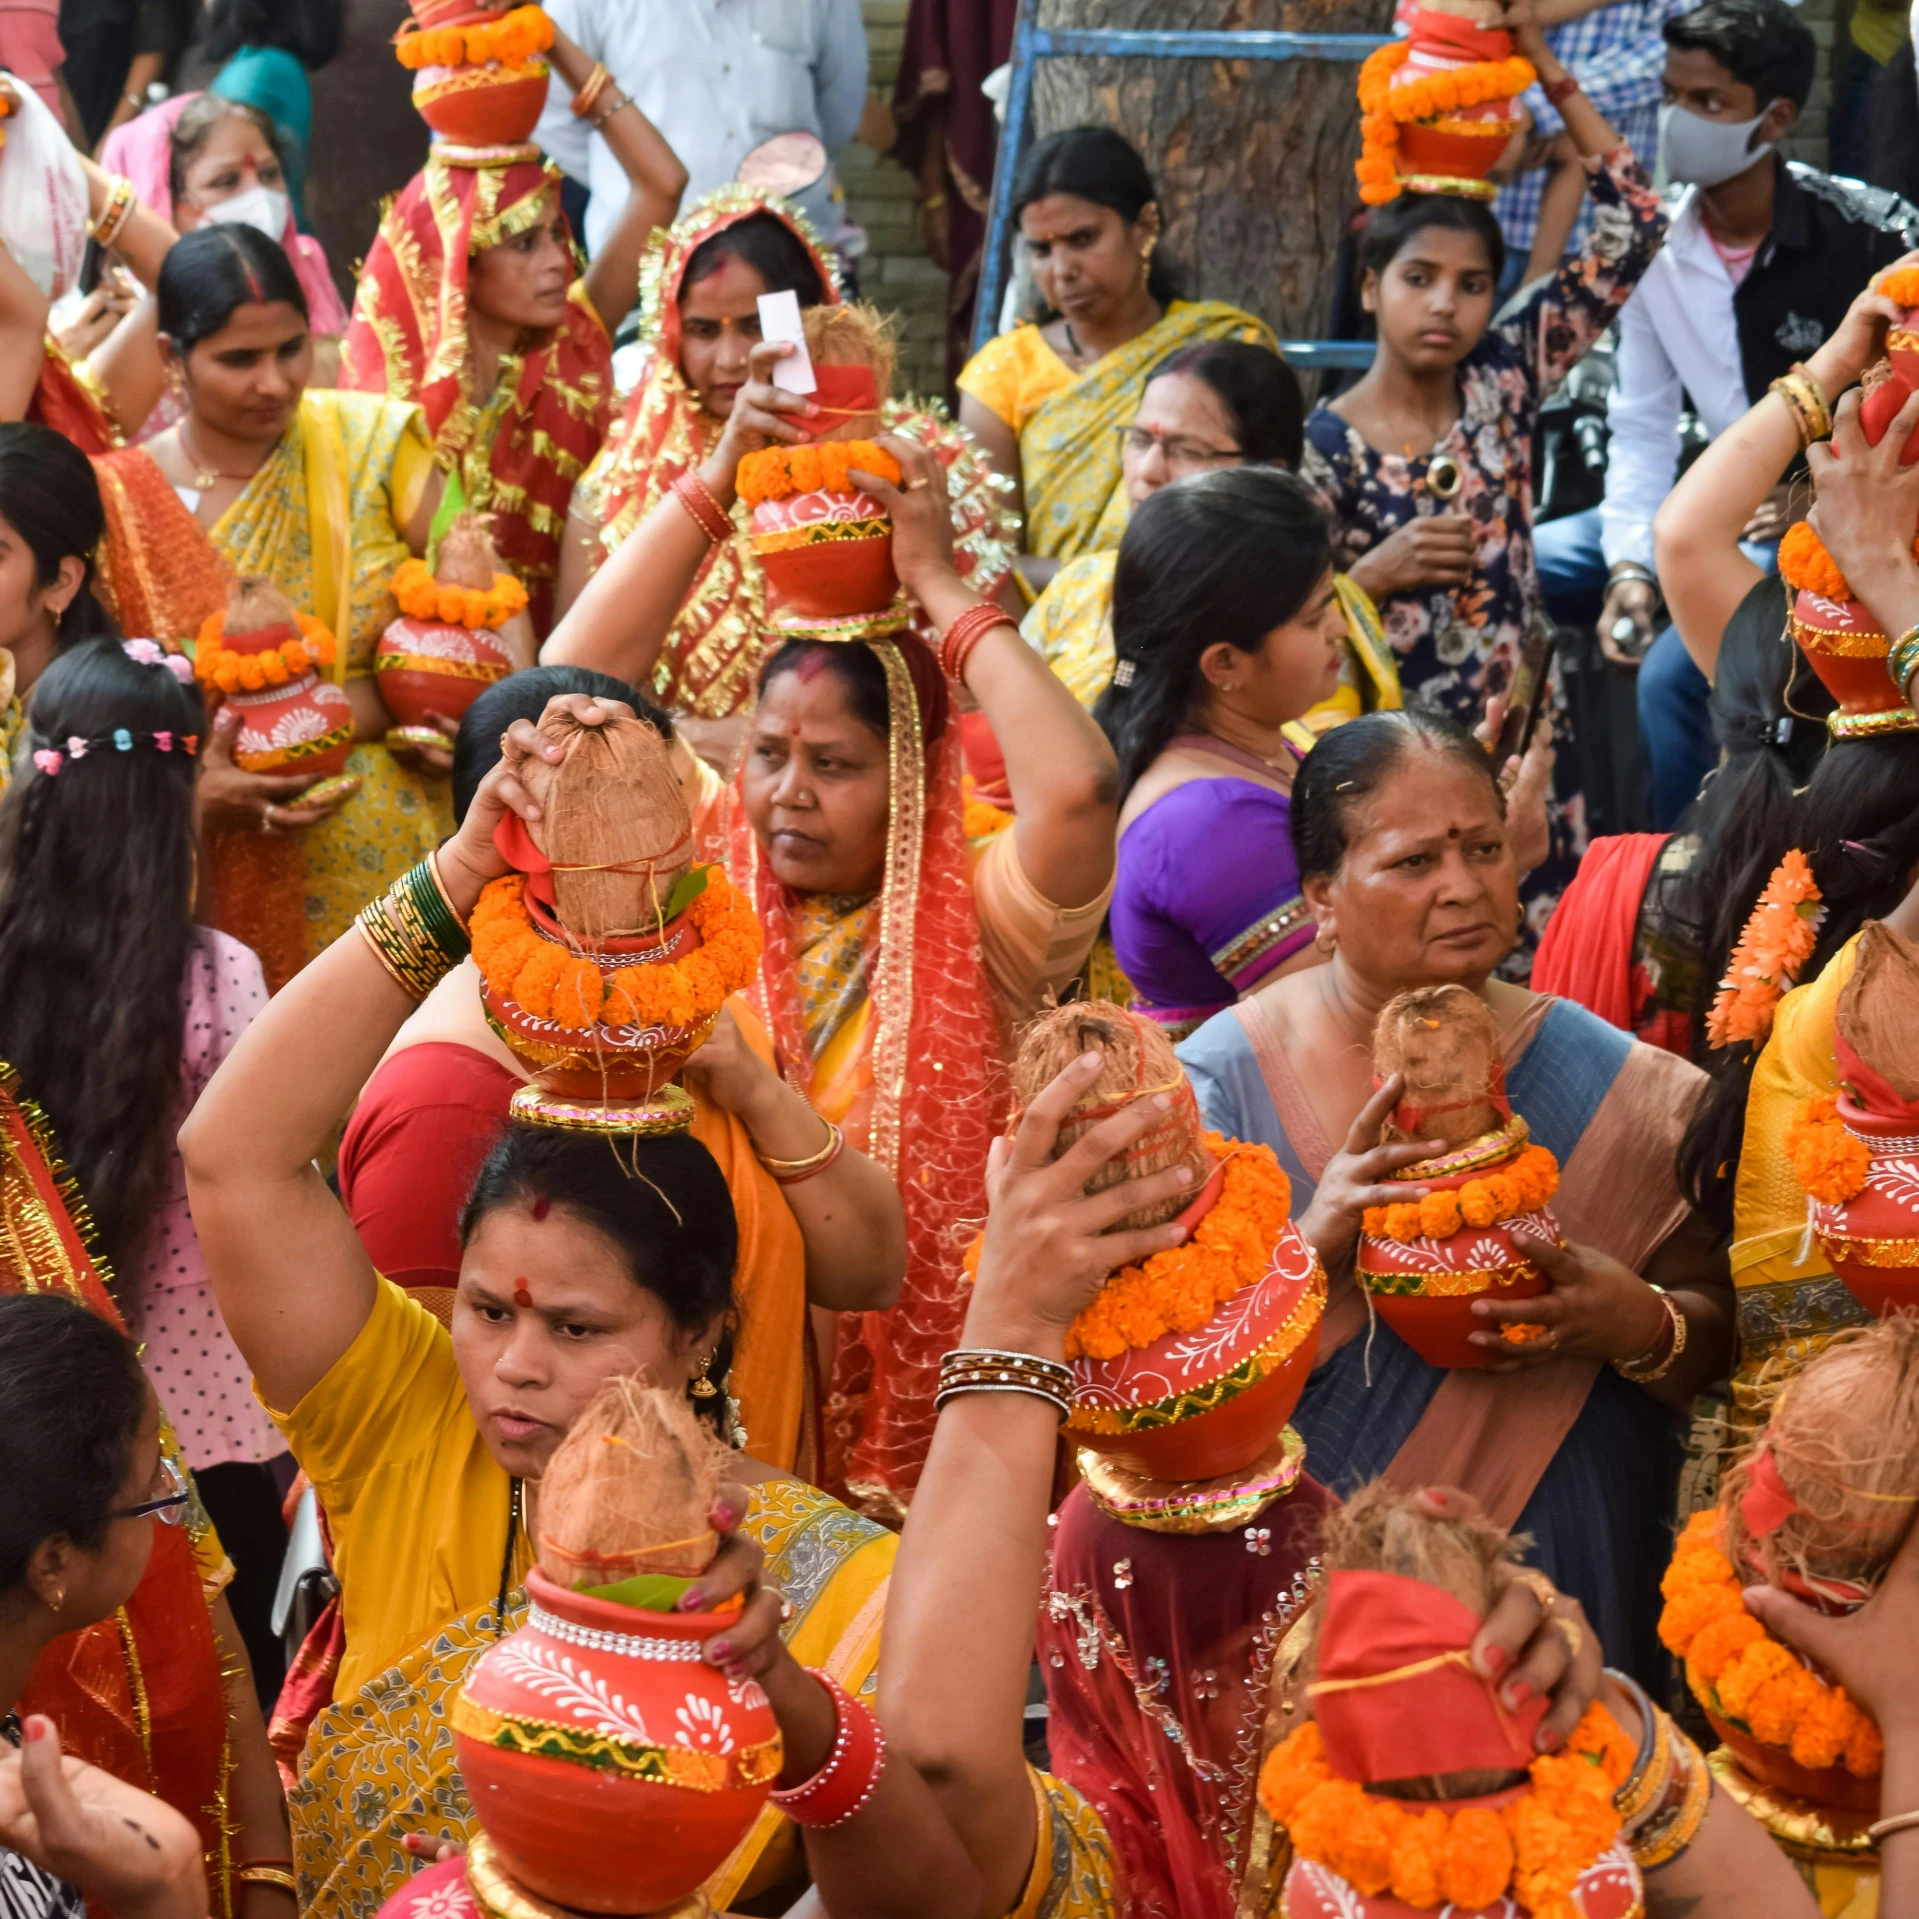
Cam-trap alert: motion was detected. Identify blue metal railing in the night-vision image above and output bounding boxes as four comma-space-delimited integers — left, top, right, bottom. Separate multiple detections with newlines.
972, 0, 1391, 360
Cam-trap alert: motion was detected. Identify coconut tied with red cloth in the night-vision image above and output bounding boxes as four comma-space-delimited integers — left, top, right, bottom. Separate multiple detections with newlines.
393, 0, 554, 147
1777, 265, 1919, 742
469, 701, 761, 1136
376, 1377, 780, 1919
1783, 923, 1919, 1316
1356, 0, 1536, 205
1255, 1483, 1645, 1919
1659, 1318, 1919, 1876
736, 304, 911, 645
378, 513, 523, 753
1356, 987, 1564, 1368
970, 1003, 1325, 1533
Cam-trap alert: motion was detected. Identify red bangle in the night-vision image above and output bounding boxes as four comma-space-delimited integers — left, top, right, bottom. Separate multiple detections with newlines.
769, 1669, 886, 1828
671, 470, 733, 545
938, 601, 1013, 682
1543, 73, 1580, 107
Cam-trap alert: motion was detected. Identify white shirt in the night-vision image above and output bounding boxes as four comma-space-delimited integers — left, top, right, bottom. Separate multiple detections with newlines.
534, 0, 869, 261
1599, 187, 1753, 573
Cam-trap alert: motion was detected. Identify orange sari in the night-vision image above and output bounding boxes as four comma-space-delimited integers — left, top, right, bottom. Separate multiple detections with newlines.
0, 1064, 239, 1918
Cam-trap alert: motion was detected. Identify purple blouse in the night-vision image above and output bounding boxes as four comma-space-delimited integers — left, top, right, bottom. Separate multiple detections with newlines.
1111, 775, 1311, 1039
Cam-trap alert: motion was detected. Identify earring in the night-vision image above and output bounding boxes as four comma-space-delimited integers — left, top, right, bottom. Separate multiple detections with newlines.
47, 1585, 63, 1613
1314, 924, 1337, 954
689, 1353, 719, 1399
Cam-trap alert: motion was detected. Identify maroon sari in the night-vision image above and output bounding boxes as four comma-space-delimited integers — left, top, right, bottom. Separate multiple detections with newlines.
1037, 1473, 1338, 1918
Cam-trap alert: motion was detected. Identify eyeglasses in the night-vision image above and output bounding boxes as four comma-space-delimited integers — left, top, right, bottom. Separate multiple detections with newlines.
112, 1455, 190, 1529
1117, 426, 1245, 465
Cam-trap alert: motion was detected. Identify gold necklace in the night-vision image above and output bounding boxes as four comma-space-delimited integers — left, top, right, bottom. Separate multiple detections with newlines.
178, 424, 257, 491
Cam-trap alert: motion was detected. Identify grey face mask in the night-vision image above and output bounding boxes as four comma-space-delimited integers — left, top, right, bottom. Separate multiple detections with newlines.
1657, 100, 1778, 188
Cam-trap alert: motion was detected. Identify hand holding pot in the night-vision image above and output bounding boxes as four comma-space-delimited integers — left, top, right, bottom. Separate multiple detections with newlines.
1299, 1075, 1441, 1276
1466, 1230, 1667, 1369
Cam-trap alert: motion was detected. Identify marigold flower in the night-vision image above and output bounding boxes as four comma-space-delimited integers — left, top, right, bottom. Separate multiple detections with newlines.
1784, 1093, 1872, 1206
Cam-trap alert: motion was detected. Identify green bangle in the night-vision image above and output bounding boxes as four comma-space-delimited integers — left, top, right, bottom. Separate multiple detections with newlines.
354, 855, 470, 1000
1889, 626, 1919, 705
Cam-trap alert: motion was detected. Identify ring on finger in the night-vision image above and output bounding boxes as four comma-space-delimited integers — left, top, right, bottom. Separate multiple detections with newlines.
906, 476, 930, 491
1551, 1614, 1585, 1661
259, 804, 277, 835
1510, 1568, 1558, 1616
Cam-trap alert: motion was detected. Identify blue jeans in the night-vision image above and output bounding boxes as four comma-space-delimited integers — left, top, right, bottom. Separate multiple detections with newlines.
1533, 506, 1776, 830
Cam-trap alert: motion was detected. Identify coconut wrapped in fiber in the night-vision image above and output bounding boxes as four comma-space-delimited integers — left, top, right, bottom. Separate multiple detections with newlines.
1721, 1316, 1919, 1601
435, 510, 504, 591
516, 698, 692, 940
225, 575, 298, 638
1837, 922, 1919, 1100
801, 299, 895, 443
1373, 986, 1505, 1149
536, 1375, 733, 1595
1010, 1001, 1213, 1231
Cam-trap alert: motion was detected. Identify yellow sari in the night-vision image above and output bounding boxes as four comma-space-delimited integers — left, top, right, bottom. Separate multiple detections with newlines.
273, 1279, 893, 1919
957, 301, 1276, 559
1023, 550, 1403, 734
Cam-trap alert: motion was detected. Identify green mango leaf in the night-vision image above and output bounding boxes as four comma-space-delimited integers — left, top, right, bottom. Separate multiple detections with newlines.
582, 1572, 694, 1612
664, 864, 712, 921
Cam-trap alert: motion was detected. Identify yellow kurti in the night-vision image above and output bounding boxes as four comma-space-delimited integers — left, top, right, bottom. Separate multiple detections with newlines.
269, 1278, 894, 1919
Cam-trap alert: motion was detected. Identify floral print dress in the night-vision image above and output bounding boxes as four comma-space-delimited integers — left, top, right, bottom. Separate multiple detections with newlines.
1303, 148, 1666, 959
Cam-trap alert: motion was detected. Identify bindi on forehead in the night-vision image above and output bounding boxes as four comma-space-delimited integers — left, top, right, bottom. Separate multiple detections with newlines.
513, 1280, 533, 1307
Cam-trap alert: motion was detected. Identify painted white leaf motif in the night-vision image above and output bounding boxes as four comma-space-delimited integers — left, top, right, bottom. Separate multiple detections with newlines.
1867, 1156, 1919, 1214
674, 1693, 735, 1754
481, 1640, 658, 1745
1374, 1210, 1555, 1274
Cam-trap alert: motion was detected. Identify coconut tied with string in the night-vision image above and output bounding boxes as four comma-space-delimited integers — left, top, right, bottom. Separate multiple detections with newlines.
1660, 1318, 1919, 1858
378, 513, 524, 752
447, 1378, 781, 1919
1356, 987, 1564, 1369
736, 302, 910, 644
980, 1002, 1324, 1529
469, 699, 762, 1134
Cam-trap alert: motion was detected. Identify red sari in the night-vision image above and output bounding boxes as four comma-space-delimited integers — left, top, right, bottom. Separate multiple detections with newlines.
0, 1065, 237, 1918
341, 147, 612, 636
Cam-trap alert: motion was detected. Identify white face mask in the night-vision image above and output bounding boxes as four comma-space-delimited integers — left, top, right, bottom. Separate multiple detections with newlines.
1657, 101, 1778, 188
202, 184, 290, 241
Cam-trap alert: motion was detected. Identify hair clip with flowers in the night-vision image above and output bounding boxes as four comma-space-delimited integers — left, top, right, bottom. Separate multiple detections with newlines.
122, 637, 197, 685
31, 728, 200, 775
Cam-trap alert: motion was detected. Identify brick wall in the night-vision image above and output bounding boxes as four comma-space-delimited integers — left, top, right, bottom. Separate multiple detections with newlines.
842, 0, 952, 400
1788, 0, 1839, 168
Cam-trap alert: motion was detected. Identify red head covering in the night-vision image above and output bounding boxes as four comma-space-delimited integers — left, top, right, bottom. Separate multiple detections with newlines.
341, 146, 613, 635
735, 634, 997, 1515
1309, 1570, 1546, 1785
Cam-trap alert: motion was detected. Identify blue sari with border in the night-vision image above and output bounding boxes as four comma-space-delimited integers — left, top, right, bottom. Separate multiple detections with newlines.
1179, 999, 1684, 1683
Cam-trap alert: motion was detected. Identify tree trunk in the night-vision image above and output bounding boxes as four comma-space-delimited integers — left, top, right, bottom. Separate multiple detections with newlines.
1032, 0, 1393, 341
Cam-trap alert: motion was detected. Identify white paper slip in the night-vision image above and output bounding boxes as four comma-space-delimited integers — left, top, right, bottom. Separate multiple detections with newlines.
758, 289, 818, 395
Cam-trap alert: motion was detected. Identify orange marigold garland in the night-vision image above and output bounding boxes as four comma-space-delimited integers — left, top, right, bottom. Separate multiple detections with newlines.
1362, 1143, 1559, 1243
1658, 1508, 1882, 1776
959, 1132, 1296, 1362
1784, 1093, 1873, 1206
736, 440, 902, 509
195, 610, 336, 695
1259, 1705, 1633, 1917
1354, 41, 1536, 205
1705, 849, 1824, 1050
1875, 264, 1919, 308
394, 4, 552, 69
961, 775, 1015, 842
1778, 517, 1919, 606
470, 870, 762, 1035
393, 557, 530, 632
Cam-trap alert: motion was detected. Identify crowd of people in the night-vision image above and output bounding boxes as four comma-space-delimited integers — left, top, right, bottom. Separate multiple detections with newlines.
0, 0, 1915, 1916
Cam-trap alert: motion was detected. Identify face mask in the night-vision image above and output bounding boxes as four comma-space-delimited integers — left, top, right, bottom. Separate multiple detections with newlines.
202, 184, 290, 240
1657, 101, 1777, 188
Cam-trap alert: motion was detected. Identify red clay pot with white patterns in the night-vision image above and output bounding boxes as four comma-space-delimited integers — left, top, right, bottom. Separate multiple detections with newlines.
1282, 1840, 1642, 1919
221, 620, 353, 777
375, 613, 515, 733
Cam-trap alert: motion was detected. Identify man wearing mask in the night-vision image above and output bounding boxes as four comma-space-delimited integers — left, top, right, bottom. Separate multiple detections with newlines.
1532, 0, 1919, 828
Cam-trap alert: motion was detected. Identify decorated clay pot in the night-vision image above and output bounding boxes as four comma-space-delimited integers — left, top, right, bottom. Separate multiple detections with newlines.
1809, 1094, 1919, 1317
1387, 11, 1522, 193
1282, 1840, 1642, 1919
1790, 587, 1912, 733
409, 0, 493, 26
375, 614, 515, 733
1705, 1708, 1881, 1818
453, 1568, 781, 1914
481, 891, 720, 1123
222, 621, 353, 777
412, 61, 550, 145
749, 489, 905, 641
1066, 1222, 1325, 1482
1358, 1138, 1555, 1370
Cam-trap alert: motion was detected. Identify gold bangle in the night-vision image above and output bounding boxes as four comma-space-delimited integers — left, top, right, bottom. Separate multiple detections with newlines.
756, 1115, 840, 1176
237, 1867, 298, 1893
1633, 1722, 1712, 1869
1614, 1285, 1686, 1382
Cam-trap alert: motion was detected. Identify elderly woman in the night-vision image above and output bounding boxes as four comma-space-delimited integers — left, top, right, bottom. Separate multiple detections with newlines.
1178, 708, 1731, 1680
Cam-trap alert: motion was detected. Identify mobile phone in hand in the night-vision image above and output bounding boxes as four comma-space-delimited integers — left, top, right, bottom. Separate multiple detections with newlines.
1491, 617, 1555, 768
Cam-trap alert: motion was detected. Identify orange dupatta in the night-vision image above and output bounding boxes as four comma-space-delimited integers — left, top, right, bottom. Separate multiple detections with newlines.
91, 447, 309, 990
0, 1065, 236, 1918
341, 146, 612, 638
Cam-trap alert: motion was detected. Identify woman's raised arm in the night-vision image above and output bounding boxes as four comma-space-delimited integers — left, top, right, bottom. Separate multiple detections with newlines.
856, 438, 1120, 909
181, 701, 603, 1411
